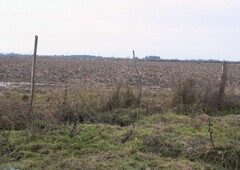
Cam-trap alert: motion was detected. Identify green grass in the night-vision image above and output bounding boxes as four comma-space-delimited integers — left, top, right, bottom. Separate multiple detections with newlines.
1, 112, 239, 170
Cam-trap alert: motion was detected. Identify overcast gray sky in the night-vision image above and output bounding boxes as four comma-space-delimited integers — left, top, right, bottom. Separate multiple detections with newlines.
0, 0, 239, 60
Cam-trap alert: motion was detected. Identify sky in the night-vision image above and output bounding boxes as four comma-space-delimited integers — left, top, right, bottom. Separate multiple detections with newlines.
0, 0, 240, 60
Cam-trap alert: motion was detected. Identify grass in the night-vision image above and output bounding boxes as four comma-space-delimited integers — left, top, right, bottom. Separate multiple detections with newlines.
1, 112, 239, 170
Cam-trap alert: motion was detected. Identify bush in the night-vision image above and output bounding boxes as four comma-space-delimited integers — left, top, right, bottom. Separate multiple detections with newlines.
171, 77, 199, 114
106, 84, 137, 110
47, 89, 99, 125
200, 84, 240, 114
172, 77, 197, 106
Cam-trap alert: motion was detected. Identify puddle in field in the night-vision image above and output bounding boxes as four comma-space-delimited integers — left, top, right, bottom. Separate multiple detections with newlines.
0, 82, 65, 89
0, 82, 46, 89
0, 82, 29, 88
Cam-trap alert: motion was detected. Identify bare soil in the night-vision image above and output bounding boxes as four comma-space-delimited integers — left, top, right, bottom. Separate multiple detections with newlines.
1, 57, 240, 90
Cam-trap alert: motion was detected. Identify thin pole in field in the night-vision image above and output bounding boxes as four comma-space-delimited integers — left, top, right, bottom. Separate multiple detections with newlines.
27, 35, 38, 138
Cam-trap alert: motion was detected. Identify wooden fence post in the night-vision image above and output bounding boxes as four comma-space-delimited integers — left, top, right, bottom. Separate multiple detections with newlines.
132, 50, 142, 130
27, 35, 38, 137
133, 50, 142, 107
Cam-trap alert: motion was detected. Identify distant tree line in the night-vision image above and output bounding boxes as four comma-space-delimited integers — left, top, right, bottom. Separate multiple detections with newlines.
144, 56, 161, 61
0, 53, 31, 58
0, 53, 103, 59
0, 53, 239, 63
52, 55, 103, 59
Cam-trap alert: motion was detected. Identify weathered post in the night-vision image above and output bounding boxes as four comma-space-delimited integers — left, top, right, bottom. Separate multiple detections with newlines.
27, 35, 38, 137
133, 50, 142, 107
132, 50, 142, 129
219, 61, 227, 108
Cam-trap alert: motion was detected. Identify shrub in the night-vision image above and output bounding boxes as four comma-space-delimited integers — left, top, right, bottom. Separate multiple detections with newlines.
106, 84, 137, 110
172, 77, 197, 106
47, 89, 98, 125
199, 83, 220, 113
171, 77, 199, 114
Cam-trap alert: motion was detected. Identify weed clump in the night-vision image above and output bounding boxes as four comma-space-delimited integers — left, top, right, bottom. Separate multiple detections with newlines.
106, 83, 137, 111
200, 147, 240, 170
171, 77, 199, 114
172, 77, 240, 115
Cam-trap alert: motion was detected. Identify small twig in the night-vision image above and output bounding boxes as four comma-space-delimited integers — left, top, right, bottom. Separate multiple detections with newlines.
208, 116, 215, 149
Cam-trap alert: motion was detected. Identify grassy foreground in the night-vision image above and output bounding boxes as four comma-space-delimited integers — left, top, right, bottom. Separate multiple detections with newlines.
1, 112, 240, 170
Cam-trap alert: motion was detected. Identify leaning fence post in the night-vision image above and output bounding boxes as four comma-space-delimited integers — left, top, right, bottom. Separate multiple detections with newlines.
27, 35, 38, 138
